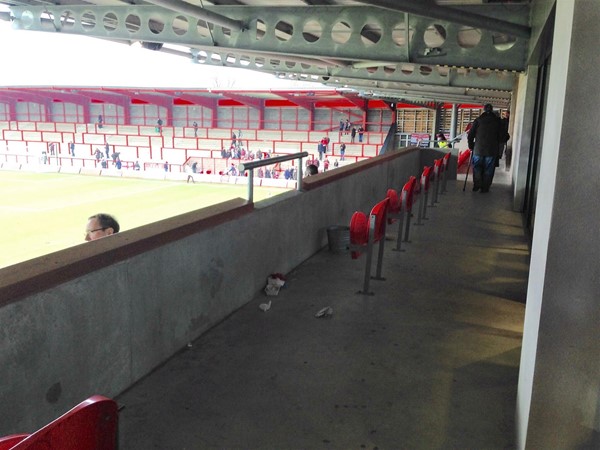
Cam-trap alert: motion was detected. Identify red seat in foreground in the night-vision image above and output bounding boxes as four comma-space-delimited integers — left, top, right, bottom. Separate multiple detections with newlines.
0, 395, 118, 450
349, 198, 389, 295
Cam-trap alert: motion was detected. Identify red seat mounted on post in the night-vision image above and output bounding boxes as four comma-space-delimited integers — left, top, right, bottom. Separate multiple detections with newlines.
457, 149, 471, 168
370, 197, 389, 243
386, 188, 401, 223
350, 211, 369, 259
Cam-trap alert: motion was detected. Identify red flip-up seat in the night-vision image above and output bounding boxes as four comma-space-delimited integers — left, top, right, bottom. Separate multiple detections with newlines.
350, 211, 369, 259
1, 395, 118, 450
370, 197, 389, 243
421, 166, 433, 192
0, 435, 29, 449
401, 179, 415, 212
457, 149, 471, 168
386, 189, 401, 223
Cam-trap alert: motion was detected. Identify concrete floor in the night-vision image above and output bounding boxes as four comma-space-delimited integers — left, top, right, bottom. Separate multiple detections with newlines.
116, 166, 529, 450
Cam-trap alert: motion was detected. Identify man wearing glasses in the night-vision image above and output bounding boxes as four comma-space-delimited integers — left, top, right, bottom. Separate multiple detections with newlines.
85, 213, 120, 241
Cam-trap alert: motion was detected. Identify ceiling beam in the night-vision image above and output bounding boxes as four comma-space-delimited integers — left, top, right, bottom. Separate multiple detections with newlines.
355, 0, 531, 38
144, 0, 245, 32
271, 91, 316, 110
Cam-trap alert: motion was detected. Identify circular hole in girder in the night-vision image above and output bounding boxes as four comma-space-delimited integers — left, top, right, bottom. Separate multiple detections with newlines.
60, 11, 74, 30
222, 26, 231, 38
361, 22, 382, 46
255, 19, 266, 40
149, 17, 165, 35
196, 50, 208, 63
384, 65, 396, 75
303, 20, 322, 43
197, 19, 213, 38
239, 56, 250, 67
225, 53, 236, 64
103, 12, 118, 32
419, 66, 433, 75
275, 20, 293, 42
424, 24, 446, 48
332, 21, 351, 44
81, 11, 96, 30
210, 54, 222, 64
400, 64, 414, 75
493, 32, 517, 51
392, 22, 414, 47
270, 58, 281, 68
20, 10, 35, 29
285, 61, 296, 69
172, 15, 188, 36
255, 57, 265, 68
40, 10, 55, 31
125, 14, 141, 33
457, 26, 481, 49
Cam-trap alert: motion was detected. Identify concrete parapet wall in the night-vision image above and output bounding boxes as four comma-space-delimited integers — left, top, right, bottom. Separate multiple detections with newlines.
0, 148, 421, 434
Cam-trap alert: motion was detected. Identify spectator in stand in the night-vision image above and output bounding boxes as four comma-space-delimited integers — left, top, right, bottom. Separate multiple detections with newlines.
134, 161, 141, 171
193, 121, 198, 137
156, 118, 163, 133
97, 114, 103, 129
339, 142, 346, 161
95, 148, 102, 161
339, 118, 345, 134
69, 142, 75, 156
85, 213, 120, 242
306, 164, 318, 176
191, 161, 198, 173
350, 127, 357, 143
435, 133, 450, 148
358, 126, 364, 143
467, 103, 505, 193
334, 159, 339, 168
164, 161, 169, 172
345, 119, 351, 134
49, 142, 55, 155
115, 158, 122, 170
324, 158, 330, 171
105, 142, 110, 159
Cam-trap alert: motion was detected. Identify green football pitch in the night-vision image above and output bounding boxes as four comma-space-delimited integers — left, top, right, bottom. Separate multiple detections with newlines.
0, 171, 286, 269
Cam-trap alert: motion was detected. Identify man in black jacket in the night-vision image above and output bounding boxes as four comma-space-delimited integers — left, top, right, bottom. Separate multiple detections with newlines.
467, 104, 505, 193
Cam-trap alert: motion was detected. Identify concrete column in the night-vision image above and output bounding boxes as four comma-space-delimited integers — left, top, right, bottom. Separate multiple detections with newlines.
517, 1, 600, 448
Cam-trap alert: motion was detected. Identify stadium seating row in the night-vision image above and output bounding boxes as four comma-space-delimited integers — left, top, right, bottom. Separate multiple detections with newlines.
348, 152, 452, 294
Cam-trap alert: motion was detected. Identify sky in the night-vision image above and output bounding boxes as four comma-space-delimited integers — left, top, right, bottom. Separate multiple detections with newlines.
0, 17, 319, 90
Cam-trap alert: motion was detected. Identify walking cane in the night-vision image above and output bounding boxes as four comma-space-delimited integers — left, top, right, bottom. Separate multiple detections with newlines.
462, 151, 472, 192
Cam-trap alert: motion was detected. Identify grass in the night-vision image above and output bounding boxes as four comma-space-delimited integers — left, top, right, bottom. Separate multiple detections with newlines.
0, 171, 286, 269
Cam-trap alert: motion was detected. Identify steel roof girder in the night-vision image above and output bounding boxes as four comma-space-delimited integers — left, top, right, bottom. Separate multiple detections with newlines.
9, 5, 529, 72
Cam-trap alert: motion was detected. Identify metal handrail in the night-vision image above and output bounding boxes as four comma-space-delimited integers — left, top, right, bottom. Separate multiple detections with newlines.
238, 151, 309, 202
